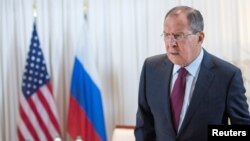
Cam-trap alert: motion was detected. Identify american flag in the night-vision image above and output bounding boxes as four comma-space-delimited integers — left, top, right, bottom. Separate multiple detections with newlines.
17, 23, 61, 141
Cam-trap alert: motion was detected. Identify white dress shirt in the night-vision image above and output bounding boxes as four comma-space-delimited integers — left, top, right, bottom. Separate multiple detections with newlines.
171, 49, 204, 132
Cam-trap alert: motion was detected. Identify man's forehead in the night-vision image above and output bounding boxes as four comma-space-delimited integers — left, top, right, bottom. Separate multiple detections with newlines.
164, 15, 190, 33
165, 14, 188, 25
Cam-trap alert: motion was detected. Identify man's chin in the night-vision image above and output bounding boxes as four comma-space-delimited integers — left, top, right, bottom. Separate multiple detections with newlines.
168, 58, 185, 66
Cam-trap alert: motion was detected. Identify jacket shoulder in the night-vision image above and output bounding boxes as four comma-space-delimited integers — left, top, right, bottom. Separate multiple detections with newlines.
207, 53, 240, 72
144, 54, 169, 66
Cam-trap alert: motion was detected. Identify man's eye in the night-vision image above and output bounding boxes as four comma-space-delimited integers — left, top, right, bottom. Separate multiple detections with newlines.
165, 33, 171, 37
174, 34, 182, 39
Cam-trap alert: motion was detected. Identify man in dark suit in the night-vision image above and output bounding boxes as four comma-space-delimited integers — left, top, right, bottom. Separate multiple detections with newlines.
134, 6, 250, 141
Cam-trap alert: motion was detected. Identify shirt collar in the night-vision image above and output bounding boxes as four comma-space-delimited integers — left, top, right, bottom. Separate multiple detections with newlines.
172, 49, 204, 76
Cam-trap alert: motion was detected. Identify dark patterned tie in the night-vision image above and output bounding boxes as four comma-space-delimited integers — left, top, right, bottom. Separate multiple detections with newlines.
170, 67, 188, 131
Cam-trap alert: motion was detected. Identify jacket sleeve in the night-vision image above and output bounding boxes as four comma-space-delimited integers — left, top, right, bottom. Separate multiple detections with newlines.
227, 69, 250, 124
134, 59, 156, 141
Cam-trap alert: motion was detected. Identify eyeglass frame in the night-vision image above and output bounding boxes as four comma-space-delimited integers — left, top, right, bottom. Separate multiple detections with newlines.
161, 31, 199, 41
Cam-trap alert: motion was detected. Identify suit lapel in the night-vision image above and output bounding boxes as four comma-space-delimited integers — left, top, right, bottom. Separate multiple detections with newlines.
160, 59, 176, 134
178, 51, 215, 135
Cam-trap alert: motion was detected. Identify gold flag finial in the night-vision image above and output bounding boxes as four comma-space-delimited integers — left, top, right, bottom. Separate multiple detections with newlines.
33, 0, 37, 19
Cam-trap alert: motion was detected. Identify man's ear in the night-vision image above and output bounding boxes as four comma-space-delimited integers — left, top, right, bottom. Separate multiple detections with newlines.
198, 32, 205, 43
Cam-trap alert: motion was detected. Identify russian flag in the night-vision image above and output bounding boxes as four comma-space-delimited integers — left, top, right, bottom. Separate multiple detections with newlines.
67, 16, 107, 141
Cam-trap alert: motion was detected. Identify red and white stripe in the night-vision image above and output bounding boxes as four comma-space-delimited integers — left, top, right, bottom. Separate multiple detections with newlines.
17, 82, 61, 141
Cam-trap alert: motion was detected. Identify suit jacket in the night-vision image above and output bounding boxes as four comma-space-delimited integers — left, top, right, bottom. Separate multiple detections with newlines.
134, 49, 250, 141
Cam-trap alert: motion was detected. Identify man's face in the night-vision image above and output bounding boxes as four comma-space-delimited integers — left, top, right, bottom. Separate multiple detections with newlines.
163, 13, 204, 67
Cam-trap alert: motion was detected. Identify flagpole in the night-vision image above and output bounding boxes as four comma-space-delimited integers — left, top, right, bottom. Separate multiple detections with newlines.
33, 0, 37, 22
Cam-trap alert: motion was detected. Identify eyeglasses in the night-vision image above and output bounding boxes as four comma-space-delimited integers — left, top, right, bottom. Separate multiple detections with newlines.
161, 32, 196, 41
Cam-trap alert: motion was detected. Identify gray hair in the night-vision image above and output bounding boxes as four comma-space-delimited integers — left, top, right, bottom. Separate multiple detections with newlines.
165, 6, 204, 33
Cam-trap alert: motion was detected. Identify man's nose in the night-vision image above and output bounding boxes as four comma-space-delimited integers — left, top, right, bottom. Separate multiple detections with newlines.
167, 37, 177, 47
